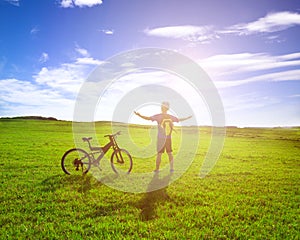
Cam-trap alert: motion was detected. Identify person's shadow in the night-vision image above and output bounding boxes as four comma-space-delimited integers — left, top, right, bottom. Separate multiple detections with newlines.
138, 172, 172, 221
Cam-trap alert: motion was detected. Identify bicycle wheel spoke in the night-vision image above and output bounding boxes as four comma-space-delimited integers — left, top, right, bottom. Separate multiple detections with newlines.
111, 149, 133, 174
61, 148, 91, 175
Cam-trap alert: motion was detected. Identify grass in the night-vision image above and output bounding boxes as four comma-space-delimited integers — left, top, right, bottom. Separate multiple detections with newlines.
0, 119, 299, 239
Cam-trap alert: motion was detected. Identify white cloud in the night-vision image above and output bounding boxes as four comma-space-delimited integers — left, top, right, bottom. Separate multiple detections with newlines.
0, 49, 103, 119
60, 0, 73, 8
0, 79, 74, 119
144, 25, 216, 43
223, 11, 300, 35
101, 29, 114, 35
75, 57, 103, 65
34, 52, 102, 94
39, 52, 49, 63
74, 45, 104, 64
60, 0, 103, 8
34, 63, 87, 93
75, 46, 90, 57
32, 46, 101, 92
0, 79, 64, 105
74, 0, 102, 7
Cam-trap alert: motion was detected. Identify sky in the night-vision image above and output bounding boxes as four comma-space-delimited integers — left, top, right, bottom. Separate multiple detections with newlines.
0, 0, 300, 127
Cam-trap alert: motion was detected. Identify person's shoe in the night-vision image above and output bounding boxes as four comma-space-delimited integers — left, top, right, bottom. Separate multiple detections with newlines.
170, 169, 174, 173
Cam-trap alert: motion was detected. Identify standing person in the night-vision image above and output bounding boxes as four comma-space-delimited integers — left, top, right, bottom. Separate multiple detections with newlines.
134, 101, 192, 173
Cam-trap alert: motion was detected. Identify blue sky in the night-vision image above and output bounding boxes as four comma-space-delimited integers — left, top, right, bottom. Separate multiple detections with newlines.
0, 0, 300, 127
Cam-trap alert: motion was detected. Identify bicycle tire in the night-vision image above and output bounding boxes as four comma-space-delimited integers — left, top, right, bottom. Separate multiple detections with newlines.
110, 149, 133, 174
61, 148, 91, 175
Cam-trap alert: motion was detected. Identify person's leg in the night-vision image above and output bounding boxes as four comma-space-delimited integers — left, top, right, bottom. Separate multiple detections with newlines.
155, 137, 165, 172
165, 138, 174, 171
167, 152, 174, 171
155, 152, 163, 172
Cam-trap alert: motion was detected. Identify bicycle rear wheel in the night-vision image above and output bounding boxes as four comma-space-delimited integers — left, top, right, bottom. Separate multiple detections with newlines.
111, 149, 133, 174
61, 148, 91, 175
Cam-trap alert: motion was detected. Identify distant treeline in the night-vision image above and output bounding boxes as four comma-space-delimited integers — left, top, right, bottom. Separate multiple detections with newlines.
0, 116, 58, 121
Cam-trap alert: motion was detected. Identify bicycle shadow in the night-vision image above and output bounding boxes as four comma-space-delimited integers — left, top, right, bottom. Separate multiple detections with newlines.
41, 174, 102, 194
138, 172, 172, 221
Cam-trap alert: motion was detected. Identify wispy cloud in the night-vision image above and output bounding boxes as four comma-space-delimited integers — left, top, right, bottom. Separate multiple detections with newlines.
60, 0, 103, 8
144, 11, 300, 44
222, 11, 300, 35
203, 52, 300, 72
30, 26, 39, 35
200, 52, 300, 83
144, 25, 216, 43
265, 35, 285, 44
222, 92, 279, 112
5, 0, 20, 6
289, 94, 300, 98
39, 52, 49, 63
215, 69, 300, 88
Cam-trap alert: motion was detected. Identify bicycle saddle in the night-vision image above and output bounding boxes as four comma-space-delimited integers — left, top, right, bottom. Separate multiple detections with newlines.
82, 137, 92, 142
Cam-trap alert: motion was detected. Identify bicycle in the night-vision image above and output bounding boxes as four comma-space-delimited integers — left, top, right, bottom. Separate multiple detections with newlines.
61, 131, 133, 175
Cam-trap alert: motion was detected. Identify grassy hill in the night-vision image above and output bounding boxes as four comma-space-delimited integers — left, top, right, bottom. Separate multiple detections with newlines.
0, 119, 299, 239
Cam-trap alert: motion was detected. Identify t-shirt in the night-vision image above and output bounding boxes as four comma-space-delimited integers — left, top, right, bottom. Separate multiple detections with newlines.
150, 113, 179, 138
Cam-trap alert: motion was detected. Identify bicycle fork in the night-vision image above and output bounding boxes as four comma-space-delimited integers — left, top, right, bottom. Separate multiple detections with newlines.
115, 150, 124, 164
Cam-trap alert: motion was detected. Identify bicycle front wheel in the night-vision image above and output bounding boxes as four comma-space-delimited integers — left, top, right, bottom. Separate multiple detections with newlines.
61, 148, 91, 175
111, 149, 133, 174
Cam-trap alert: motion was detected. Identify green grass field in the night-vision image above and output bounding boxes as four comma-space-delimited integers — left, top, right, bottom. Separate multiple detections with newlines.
0, 119, 299, 239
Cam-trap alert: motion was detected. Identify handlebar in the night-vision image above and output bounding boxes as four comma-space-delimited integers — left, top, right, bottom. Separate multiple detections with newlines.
104, 131, 121, 138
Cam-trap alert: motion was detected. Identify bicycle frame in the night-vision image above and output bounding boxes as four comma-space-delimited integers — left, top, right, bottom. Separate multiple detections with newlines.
85, 134, 121, 165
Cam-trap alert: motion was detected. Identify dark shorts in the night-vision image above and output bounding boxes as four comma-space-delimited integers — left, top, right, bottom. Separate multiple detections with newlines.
157, 137, 172, 153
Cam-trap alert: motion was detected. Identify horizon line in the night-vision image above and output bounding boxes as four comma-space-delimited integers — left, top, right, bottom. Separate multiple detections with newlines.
0, 115, 299, 129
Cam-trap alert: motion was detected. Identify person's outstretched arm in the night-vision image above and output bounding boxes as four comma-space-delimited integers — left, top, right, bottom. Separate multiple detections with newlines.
178, 115, 192, 122
134, 111, 152, 121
